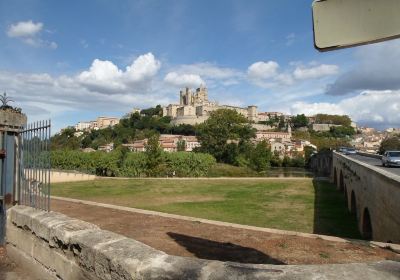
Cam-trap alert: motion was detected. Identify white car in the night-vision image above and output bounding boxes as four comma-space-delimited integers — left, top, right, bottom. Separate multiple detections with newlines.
382, 151, 400, 167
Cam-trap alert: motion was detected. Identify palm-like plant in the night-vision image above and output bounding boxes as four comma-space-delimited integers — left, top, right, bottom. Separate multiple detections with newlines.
0, 92, 14, 107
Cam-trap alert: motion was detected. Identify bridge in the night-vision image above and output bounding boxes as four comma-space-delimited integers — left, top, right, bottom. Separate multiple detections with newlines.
331, 151, 400, 243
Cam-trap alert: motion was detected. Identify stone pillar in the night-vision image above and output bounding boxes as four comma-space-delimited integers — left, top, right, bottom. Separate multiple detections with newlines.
0, 109, 27, 244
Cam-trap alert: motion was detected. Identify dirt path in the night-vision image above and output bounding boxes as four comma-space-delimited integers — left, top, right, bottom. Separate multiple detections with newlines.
52, 199, 399, 265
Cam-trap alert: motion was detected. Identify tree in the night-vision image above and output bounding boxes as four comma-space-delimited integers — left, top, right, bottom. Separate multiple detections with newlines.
145, 134, 164, 176
304, 145, 317, 164
278, 116, 286, 129
379, 136, 400, 154
315, 114, 352, 126
141, 105, 163, 116
329, 126, 355, 137
249, 141, 272, 172
177, 140, 186, 151
291, 114, 309, 128
51, 127, 81, 150
196, 109, 256, 163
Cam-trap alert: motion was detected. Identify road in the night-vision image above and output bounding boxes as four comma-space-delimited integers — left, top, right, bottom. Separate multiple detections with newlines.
347, 154, 400, 177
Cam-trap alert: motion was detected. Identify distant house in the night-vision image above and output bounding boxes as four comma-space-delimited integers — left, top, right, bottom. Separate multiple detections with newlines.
255, 130, 291, 142
98, 143, 114, 152
271, 142, 285, 155
122, 135, 201, 152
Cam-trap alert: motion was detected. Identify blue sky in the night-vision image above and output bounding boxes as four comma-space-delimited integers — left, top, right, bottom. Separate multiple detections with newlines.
1, 0, 400, 132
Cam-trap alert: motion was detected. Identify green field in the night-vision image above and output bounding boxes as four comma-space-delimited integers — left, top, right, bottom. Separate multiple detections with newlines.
52, 178, 361, 239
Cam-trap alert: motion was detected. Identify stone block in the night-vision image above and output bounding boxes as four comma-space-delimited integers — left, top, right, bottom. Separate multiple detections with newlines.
30, 211, 71, 242
70, 229, 127, 273
50, 219, 99, 249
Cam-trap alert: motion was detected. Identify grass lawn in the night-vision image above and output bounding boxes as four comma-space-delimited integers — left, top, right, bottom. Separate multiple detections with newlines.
51, 178, 361, 239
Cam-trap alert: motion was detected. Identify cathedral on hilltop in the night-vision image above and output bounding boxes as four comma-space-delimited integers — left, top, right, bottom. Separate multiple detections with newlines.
163, 85, 259, 125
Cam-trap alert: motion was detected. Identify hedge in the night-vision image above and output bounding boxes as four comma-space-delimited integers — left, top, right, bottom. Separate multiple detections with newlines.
50, 150, 216, 177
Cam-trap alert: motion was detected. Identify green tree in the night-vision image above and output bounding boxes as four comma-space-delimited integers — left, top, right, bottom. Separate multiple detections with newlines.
196, 109, 256, 163
177, 140, 186, 151
270, 152, 282, 167
141, 105, 163, 116
378, 136, 400, 154
145, 134, 164, 176
278, 116, 286, 129
315, 114, 352, 126
329, 126, 355, 137
304, 145, 317, 163
51, 127, 81, 150
291, 114, 309, 128
249, 141, 272, 172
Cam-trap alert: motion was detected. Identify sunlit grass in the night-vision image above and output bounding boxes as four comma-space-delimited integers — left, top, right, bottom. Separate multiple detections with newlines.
52, 178, 360, 238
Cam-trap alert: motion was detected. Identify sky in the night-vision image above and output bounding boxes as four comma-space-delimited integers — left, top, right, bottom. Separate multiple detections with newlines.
1, 0, 400, 133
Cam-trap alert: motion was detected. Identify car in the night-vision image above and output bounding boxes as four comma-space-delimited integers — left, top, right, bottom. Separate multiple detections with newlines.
344, 147, 357, 155
382, 151, 400, 167
338, 147, 357, 155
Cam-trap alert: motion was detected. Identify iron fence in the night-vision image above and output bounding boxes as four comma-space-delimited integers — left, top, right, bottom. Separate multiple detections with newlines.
19, 120, 51, 211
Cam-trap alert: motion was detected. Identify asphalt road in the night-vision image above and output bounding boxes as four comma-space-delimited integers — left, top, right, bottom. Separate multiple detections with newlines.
347, 154, 400, 177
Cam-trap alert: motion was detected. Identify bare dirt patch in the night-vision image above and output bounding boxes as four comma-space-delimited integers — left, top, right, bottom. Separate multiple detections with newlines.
52, 199, 400, 265
91, 195, 224, 208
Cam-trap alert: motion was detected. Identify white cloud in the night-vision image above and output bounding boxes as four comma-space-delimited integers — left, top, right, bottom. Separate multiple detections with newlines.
247, 61, 295, 88
290, 90, 400, 127
177, 63, 242, 80
293, 64, 339, 80
167, 62, 243, 88
164, 72, 205, 88
77, 53, 161, 94
247, 61, 279, 80
6, 20, 57, 49
78, 59, 125, 93
7, 20, 43, 38
125, 52, 161, 83
291, 101, 344, 116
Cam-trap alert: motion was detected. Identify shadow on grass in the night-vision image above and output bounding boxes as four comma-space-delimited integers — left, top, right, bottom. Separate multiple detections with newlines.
313, 179, 361, 239
167, 232, 285, 264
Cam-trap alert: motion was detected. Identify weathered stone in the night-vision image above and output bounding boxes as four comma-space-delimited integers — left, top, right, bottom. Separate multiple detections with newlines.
6, 206, 400, 280
50, 219, 99, 249
70, 229, 127, 273
31, 211, 71, 242
332, 152, 400, 243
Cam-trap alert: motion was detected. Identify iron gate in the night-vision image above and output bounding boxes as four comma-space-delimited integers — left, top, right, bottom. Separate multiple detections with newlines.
19, 120, 51, 211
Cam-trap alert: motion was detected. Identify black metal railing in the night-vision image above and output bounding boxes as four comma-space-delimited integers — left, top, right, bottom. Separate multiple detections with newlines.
19, 120, 51, 211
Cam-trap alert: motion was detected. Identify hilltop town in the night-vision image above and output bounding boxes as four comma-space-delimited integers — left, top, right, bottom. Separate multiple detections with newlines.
60, 86, 400, 158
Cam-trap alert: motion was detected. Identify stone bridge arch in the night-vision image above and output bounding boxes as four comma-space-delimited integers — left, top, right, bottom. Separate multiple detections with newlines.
350, 190, 357, 216
339, 170, 344, 191
331, 151, 400, 242
362, 208, 373, 240
333, 167, 337, 186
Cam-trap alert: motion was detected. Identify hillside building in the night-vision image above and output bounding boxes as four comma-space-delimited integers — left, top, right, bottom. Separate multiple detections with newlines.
163, 86, 260, 125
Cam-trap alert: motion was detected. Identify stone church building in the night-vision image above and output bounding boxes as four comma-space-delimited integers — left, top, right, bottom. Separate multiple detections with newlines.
163, 86, 259, 125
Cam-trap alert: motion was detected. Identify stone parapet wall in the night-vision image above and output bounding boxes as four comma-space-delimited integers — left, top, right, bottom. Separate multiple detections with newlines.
332, 152, 400, 243
6, 206, 400, 280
